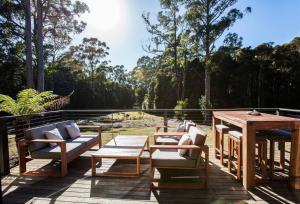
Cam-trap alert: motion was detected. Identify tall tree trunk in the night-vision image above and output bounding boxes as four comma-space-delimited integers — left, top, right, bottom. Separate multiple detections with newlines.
24, 0, 34, 88
204, 69, 211, 104
36, 0, 44, 92
173, 12, 180, 101
204, 0, 211, 106
181, 51, 187, 100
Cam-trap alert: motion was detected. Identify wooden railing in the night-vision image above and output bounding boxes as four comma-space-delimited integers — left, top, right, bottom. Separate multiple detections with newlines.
0, 107, 293, 177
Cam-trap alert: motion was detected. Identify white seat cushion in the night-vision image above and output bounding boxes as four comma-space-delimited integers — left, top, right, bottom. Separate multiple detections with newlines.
216, 124, 229, 131
229, 130, 242, 139
151, 149, 196, 168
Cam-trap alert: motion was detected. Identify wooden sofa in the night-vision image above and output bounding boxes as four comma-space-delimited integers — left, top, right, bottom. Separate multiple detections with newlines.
18, 120, 101, 177
150, 126, 209, 189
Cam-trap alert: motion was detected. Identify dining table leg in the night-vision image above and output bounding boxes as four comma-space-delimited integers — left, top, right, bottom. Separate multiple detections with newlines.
242, 123, 256, 189
290, 126, 300, 189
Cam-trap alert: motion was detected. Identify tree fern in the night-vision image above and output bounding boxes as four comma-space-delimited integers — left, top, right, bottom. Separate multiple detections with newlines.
0, 89, 69, 116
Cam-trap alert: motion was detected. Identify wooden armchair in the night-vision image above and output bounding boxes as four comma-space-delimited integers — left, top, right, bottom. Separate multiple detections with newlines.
18, 120, 101, 177
149, 144, 209, 189
150, 126, 209, 189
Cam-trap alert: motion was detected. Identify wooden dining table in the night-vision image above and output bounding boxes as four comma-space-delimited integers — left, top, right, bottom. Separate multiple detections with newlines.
212, 111, 300, 190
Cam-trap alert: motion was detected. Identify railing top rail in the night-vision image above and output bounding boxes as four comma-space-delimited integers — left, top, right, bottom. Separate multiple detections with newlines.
0, 108, 281, 121
64, 108, 278, 112
279, 108, 300, 114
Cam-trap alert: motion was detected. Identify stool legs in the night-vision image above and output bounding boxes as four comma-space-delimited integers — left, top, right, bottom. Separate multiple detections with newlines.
220, 132, 224, 165
279, 142, 285, 170
237, 141, 242, 181
269, 140, 275, 177
228, 137, 231, 173
215, 131, 220, 159
259, 141, 268, 179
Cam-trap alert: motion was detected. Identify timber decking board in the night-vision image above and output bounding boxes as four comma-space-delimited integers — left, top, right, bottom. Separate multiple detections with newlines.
2, 144, 300, 204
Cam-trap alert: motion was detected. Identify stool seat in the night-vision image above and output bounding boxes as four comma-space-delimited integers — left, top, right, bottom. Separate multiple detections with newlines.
228, 131, 242, 139
263, 130, 292, 140
216, 124, 229, 132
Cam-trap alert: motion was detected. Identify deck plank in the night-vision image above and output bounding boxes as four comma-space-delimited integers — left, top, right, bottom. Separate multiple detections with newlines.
2, 143, 300, 204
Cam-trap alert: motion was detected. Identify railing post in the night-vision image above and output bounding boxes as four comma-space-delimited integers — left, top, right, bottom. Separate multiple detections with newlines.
163, 111, 168, 132
276, 109, 282, 116
61, 110, 66, 121
0, 176, 2, 204
0, 120, 10, 176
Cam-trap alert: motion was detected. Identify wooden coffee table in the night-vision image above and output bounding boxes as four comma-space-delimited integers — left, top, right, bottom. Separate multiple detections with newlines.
91, 135, 149, 177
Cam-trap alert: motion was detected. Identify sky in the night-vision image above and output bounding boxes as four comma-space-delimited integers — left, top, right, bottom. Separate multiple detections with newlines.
73, 0, 300, 71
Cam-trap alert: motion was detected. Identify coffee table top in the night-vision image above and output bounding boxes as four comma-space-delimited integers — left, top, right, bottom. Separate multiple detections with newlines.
105, 135, 148, 147
92, 135, 148, 158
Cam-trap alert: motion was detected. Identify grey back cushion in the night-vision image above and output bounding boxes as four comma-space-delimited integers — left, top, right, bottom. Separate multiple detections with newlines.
188, 126, 207, 159
25, 124, 56, 152
55, 120, 75, 139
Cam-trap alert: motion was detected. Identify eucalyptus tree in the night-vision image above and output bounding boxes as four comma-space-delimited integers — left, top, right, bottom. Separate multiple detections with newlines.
185, 0, 251, 106
0, 0, 89, 90
68, 37, 110, 88
142, 0, 185, 101
24, 0, 34, 88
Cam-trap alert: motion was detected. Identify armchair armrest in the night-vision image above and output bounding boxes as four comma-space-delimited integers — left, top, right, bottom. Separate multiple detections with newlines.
30, 139, 65, 143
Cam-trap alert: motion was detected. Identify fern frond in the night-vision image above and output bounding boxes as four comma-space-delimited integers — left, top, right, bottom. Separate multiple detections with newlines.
0, 94, 17, 115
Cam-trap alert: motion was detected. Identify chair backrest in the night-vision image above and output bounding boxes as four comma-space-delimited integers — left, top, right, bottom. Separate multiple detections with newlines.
54, 120, 75, 139
188, 126, 207, 159
25, 124, 56, 152
185, 121, 196, 132
25, 120, 75, 152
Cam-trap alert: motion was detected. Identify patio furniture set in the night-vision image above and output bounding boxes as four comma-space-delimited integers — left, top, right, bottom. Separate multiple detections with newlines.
17, 111, 300, 190
18, 119, 209, 189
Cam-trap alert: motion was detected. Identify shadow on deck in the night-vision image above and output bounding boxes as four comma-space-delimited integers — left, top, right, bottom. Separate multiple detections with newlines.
2, 148, 300, 204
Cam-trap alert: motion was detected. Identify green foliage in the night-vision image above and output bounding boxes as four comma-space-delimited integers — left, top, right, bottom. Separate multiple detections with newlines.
0, 89, 61, 115
174, 99, 188, 119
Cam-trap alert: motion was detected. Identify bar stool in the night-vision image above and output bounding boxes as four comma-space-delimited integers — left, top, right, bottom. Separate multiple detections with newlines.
215, 124, 230, 165
228, 130, 268, 181
260, 130, 292, 178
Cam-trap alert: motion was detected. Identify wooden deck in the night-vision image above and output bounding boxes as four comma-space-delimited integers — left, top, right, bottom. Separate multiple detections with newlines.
2, 144, 300, 204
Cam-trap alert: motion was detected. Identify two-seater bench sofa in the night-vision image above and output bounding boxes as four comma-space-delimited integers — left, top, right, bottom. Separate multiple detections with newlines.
18, 120, 101, 177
